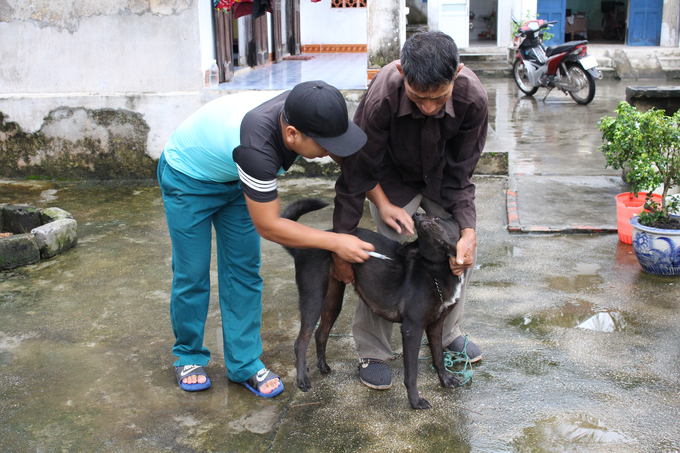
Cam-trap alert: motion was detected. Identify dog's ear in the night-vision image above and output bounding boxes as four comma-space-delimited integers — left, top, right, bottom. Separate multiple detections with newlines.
396, 240, 420, 258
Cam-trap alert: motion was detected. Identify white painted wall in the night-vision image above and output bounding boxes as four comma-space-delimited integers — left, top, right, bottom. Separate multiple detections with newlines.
300, 0, 367, 45
0, 1, 202, 94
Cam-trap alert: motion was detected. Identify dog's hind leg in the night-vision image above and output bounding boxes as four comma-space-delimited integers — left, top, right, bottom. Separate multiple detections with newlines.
294, 263, 331, 392
401, 321, 430, 409
426, 321, 460, 389
314, 277, 345, 374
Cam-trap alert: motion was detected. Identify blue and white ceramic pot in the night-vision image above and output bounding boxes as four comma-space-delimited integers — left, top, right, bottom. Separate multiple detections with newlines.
630, 214, 680, 276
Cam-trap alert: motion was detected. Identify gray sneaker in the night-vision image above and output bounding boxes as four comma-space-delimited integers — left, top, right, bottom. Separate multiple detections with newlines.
446, 336, 482, 363
358, 359, 392, 389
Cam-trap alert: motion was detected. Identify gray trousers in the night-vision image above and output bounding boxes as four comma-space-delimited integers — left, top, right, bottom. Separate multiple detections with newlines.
352, 194, 475, 361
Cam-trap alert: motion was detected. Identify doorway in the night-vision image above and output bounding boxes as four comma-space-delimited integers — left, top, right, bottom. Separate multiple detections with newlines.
468, 0, 497, 47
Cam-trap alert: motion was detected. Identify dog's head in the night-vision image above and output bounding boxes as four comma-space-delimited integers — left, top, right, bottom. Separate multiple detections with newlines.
397, 213, 461, 262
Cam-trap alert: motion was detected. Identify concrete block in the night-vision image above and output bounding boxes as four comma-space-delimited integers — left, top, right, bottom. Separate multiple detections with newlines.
31, 219, 78, 259
626, 86, 680, 116
40, 207, 74, 224
0, 233, 40, 270
476, 151, 509, 176
3, 205, 42, 234
612, 50, 635, 79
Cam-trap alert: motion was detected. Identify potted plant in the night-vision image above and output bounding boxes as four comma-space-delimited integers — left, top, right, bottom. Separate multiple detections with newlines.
598, 101, 680, 275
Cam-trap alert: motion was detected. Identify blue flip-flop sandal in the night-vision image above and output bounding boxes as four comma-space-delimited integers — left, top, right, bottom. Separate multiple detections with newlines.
175, 365, 211, 392
241, 367, 284, 398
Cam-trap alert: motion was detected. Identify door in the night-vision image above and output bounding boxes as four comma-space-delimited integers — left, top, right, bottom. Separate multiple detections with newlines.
439, 0, 469, 48
286, 0, 301, 55
628, 0, 662, 46
213, 8, 234, 82
537, 0, 566, 46
247, 14, 269, 67
272, 0, 284, 62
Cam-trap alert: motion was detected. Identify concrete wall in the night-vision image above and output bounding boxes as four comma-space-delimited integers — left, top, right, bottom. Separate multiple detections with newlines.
0, 0, 204, 93
0, 0, 221, 179
300, 0, 367, 45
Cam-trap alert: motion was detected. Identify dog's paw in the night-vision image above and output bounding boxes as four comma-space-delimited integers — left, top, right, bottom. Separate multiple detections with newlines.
410, 397, 431, 410
441, 374, 460, 389
317, 361, 331, 374
296, 376, 313, 392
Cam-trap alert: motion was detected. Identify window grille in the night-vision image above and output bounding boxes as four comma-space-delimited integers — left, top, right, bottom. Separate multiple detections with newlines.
331, 0, 366, 8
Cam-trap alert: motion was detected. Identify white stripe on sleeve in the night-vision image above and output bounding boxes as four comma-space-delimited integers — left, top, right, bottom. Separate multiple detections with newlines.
237, 164, 278, 193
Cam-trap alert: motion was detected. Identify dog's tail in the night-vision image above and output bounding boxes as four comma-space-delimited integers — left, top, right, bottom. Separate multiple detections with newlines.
280, 198, 329, 222
280, 198, 330, 259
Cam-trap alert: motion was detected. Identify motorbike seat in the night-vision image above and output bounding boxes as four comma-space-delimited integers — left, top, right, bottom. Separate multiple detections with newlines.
545, 40, 588, 57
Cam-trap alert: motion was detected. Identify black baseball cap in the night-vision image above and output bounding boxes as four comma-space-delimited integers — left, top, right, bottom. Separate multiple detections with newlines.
283, 81, 367, 157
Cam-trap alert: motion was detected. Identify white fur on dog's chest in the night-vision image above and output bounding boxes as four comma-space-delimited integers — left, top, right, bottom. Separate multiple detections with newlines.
439, 279, 462, 315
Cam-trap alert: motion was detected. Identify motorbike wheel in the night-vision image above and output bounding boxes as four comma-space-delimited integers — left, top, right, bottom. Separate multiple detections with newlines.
565, 63, 595, 105
513, 60, 538, 96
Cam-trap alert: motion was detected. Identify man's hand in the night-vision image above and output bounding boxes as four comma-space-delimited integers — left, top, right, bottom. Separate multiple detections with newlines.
332, 234, 374, 264
379, 204, 415, 237
332, 253, 354, 284
449, 228, 476, 276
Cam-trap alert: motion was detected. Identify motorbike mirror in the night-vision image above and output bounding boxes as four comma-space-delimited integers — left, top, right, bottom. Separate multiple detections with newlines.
511, 15, 518, 24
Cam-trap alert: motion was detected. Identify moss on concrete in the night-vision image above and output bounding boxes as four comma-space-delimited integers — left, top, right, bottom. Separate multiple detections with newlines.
0, 109, 157, 180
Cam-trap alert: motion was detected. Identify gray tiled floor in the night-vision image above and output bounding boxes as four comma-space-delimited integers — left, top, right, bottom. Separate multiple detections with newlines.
219, 53, 368, 90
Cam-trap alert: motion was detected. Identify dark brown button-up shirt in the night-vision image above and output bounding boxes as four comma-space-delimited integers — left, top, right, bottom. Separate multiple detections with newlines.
333, 60, 489, 234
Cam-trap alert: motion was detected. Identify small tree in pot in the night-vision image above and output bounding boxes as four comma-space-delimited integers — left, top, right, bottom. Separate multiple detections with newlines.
598, 101, 680, 229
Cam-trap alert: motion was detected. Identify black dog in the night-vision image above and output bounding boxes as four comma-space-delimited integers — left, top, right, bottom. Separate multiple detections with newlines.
281, 198, 464, 409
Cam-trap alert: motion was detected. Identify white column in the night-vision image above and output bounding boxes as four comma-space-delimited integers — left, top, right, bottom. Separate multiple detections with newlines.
661, 0, 680, 47
367, 0, 404, 69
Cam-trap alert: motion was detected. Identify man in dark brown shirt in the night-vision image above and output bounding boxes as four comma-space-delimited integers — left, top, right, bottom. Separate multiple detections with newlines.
332, 31, 488, 390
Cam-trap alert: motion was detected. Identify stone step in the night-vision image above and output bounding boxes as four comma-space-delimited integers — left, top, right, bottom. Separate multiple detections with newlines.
459, 53, 509, 62
658, 57, 680, 69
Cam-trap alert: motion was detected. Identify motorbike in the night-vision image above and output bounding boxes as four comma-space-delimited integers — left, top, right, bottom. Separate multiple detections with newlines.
512, 17, 602, 105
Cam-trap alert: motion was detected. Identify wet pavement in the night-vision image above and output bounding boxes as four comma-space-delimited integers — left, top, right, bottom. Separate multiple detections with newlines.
1, 78, 680, 452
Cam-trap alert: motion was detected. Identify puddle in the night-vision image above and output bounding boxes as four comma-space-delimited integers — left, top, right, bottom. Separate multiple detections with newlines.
510, 300, 632, 333
505, 245, 523, 256
469, 280, 513, 288
40, 189, 58, 203
575, 311, 628, 332
546, 262, 604, 292
513, 414, 630, 451
475, 261, 503, 270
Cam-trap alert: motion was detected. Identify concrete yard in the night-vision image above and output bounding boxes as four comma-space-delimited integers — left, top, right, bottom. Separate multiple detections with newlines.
1, 78, 679, 452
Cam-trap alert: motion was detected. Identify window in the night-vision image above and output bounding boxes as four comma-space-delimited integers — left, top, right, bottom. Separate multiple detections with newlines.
331, 0, 366, 8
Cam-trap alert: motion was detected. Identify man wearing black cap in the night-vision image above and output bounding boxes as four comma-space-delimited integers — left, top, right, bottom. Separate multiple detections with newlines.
332, 31, 488, 390
158, 81, 371, 397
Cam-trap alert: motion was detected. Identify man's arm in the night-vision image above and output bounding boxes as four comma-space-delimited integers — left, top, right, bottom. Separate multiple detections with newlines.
442, 82, 488, 232
245, 196, 375, 263
366, 184, 414, 237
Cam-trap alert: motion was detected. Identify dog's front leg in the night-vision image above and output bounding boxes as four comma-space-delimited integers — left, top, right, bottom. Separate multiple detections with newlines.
401, 321, 430, 409
426, 321, 460, 389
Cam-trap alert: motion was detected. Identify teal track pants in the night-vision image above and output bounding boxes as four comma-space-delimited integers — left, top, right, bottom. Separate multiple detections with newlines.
158, 153, 265, 383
